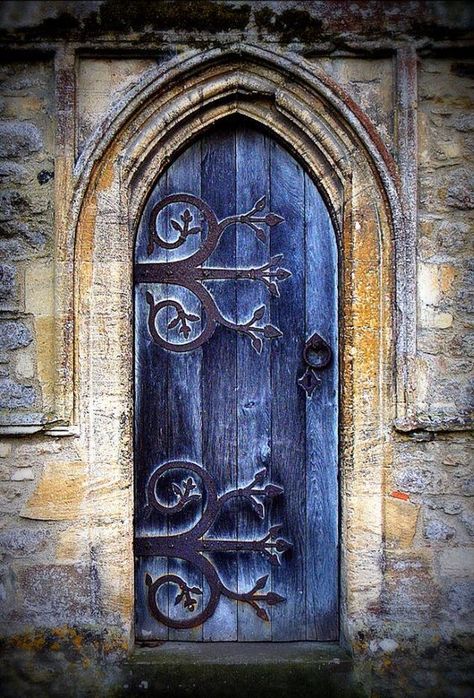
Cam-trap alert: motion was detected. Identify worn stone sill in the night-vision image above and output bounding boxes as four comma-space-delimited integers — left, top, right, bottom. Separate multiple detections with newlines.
126, 642, 362, 697
132, 641, 349, 666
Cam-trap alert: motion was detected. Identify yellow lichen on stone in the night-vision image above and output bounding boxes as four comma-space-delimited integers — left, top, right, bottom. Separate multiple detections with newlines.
20, 460, 86, 521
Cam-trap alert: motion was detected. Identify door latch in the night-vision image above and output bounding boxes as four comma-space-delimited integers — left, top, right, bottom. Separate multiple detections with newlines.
297, 332, 332, 397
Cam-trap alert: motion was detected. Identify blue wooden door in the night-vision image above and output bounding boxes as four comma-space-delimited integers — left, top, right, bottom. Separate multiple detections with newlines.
134, 121, 338, 642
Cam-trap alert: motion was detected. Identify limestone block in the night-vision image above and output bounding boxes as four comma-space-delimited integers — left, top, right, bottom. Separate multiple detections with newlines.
20, 460, 86, 521
0, 121, 42, 158
0, 527, 50, 557
0, 442, 12, 458
0, 378, 36, 408
33, 316, 56, 413
346, 495, 383, 550
382, 552, 439, 619
423, 516, 456, 541
385, 496, 420, 548
418, 262, 457, 328
438, 547, 474, 579
17, 564, 90, 620
56, 525, 89, 563
0, 320, 32, 351
0, 263, 16, 302
77, 57, 156, 154
15, 352, 35, 379
11, 468, 34, 481
24, 262, 54, 316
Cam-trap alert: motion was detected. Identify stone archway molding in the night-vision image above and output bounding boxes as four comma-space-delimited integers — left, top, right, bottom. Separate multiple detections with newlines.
63, 43, 405, 644
61, 44, 413, 429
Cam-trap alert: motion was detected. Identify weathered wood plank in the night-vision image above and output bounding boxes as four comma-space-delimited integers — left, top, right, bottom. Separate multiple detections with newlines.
269, 141, 306, 640
236, 126, 272, 641
134, 172, 170, 641
165, 142, 204, 641
201, 125, 238, 641
304, 174, 339, 640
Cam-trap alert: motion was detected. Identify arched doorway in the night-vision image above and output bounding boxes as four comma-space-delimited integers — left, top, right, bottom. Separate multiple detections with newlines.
71, 45, 397, 650
133, 119, 338, 641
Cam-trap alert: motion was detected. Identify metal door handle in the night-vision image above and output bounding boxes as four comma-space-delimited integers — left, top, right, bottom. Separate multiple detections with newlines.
298, 332, 332, 397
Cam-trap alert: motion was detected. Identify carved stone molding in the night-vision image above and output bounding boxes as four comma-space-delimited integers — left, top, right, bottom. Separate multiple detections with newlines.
53, 43, 405, 638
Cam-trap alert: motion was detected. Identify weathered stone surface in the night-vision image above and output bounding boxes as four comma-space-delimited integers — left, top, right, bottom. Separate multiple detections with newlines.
0, 527, 50, 556
438, 548, 474, 579
17, 564, 90, 619
446, 580, 474, 622
385, 496, 420, 548
423, 516, 456, 541
0, 189, 30, 221
0, 442, 12, 458
0, 161, 29, 185
446, 175, 474, 210
15, 352, 35, 379
20, 461, 86, 521
0, 262, 15, 295
394, 465, 444, 494
0, 378, 35, 408
382, 552, 440, 619
0, 121, 42, 157
11, 468, 34, 481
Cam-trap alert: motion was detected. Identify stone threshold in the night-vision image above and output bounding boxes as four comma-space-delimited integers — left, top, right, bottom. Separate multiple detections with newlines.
123, 642, 365, 697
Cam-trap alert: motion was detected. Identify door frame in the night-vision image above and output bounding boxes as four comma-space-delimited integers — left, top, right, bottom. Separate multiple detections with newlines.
68, 45, 401, 651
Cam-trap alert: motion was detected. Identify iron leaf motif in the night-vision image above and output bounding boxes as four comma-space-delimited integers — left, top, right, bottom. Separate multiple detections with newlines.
136, 461, 291, 629
135, 194, 291, 353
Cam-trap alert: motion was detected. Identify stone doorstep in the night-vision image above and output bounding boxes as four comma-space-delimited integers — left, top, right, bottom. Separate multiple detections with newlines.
123, 642, 365, 698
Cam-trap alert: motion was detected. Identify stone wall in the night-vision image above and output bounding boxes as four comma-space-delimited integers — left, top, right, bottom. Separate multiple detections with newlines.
0, 2, 472, 696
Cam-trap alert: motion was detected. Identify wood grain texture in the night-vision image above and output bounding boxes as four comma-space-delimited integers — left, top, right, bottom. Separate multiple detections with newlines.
201, 125, 238, 640
305, 174, 339, 640
236, 127, 272, 641
134, 121, 339, 642
134, 172, 170, 641
165, 142, 203, 641
269, 140, 306, 641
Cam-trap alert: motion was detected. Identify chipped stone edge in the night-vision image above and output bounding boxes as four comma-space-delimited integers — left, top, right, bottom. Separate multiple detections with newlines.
0, 424, 80, 437
394, 414, 474, 434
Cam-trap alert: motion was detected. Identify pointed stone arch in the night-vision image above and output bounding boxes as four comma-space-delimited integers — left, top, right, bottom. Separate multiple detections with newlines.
60, 44, 408, 645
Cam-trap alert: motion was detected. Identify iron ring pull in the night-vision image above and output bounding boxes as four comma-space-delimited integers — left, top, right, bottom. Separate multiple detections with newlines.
298, 332, 332, 397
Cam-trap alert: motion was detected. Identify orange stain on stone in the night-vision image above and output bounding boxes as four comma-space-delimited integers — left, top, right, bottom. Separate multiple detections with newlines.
390, 490, 410, 501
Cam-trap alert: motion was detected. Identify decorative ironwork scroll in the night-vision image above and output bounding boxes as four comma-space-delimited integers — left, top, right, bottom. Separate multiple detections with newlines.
135, 461, 291, 629
134, 194, 291, 353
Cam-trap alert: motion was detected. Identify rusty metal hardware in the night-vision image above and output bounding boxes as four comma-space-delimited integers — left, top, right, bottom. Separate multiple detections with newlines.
134, 194, 291, 353
135, 461, 291, 629
298, 332, 332, 397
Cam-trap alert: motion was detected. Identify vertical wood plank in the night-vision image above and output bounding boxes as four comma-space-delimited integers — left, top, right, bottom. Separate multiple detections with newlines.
270, 141, 306, 641
134, 173, 170, 641
165, 142, 204, 641
201, 125, 238, 641
305, 175, 339, 640
236, 126, 272, 641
